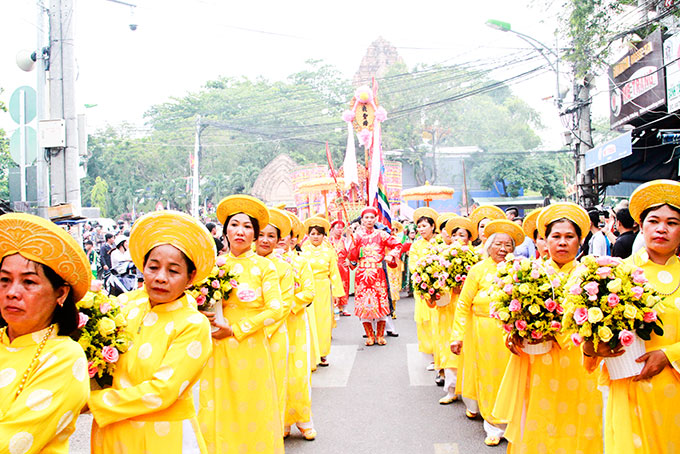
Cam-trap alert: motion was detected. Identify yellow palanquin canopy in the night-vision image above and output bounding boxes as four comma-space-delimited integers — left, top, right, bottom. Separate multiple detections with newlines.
297, 177, 346, 194
402, 182, 454, 207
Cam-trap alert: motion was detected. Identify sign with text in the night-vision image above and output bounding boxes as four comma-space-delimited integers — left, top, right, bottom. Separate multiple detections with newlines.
664, 31, 680, 113
585, 131, 633, 171
609, 30, 666, 129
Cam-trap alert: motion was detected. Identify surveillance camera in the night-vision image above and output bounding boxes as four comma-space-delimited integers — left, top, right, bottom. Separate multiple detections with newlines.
129, 24, 137, 31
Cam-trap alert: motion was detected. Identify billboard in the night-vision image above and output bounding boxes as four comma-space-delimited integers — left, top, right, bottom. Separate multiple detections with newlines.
609, 29, 666, 129
664, 31, 680, 113
585, 131, 632, 171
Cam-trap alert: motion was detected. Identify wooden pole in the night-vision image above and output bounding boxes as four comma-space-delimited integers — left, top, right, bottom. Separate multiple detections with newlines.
462, 160, 470, 215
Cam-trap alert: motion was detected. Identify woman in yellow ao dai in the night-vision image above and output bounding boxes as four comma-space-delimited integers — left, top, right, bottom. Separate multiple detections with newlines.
493, 203, 602, 454
411, 207, 439, 357
198, 195, 284, 454
301, 217, 345, 365
593, 180, 680, 454
450, 220, 522, 445
89, 211, 215, 453
0, 213, 91, 454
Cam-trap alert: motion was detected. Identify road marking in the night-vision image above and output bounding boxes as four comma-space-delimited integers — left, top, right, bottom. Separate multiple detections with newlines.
407, 343, 435, 386
434, 443, 460, 454
312, 344, 357, 388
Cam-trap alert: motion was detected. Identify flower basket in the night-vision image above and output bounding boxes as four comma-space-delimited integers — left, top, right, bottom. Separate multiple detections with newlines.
521, 339, 553, 355
412, 246, 451, 308
604, 334, 646, 380
562, 256, 663, 358
188, 255, 238, 332
491, 255, 565, 343
435, 291, 451, 307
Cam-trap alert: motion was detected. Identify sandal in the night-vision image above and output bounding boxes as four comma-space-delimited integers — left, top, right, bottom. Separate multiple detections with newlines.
318, 357, 329, 367
439, 394, 458, 405
484, 436, 501, 446
465, 410, 479, 420
298, 427, 316, 441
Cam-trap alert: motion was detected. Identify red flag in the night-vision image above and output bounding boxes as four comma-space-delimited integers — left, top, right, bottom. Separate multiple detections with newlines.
326, 141, 336, 178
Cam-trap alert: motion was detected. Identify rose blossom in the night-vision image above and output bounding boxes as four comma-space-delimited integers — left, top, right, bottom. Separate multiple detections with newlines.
455, 275, 463, 282
530, 269, 541, 279
584, 282, 600, 296
503, 284, 514, 295
571, 333, 583, 346
631, 286, 644, 299
596, 267, 612, 279
200, 287, 209, 296
545, 299, 557, 312
216, 256, 227, 266
428, 288, 435, 295
574, 307, 588, 325
88, 361, 98, 378
99, 302, 111, 314
196, 295, 207, 306
211, 280, 220, 289
218, 269, 226, 278
531, 330, 543, 340
101, 346, 119, 363
569, 285, 583, 295
77, 312, 89, 329
509, 299, 521, 312
643, 311, 657, 323
551, 279, 561, 288
632, 269, 648, 285
556, 304, 564, 315
90, 280, 104, 293
502, 324, 513, 333
607, 293, 620, 307
618, 330, 635, 347
550, 321, 562, 330
515, 320, 528, 331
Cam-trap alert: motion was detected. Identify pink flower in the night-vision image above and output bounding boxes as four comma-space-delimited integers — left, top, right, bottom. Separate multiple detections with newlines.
596, 267, 612, 279
618, 330, 635, 347
530, 269, 541, 279
513, 262, 522, 271
607, 293, 620, 307
643, 311, 657, 323
556, 304, 564, 315
509, 299, 521, 312
569, 285, 583, 295
218, 269, 226, 278
531, 330, 543, 340
545, 267, 555, 275
574, 307, 588, 325
420, 283, 427, 290
632, 269, 648, 285
583, 281, 600, 297
545, 299, 557, 312
597, 256, 616, 267
90, 280, 103, 293
216, 256, 227, 267
550, 321, 562, 330
77, 312, 89, 329
99, 302, 111, 314
428, 288, 435, 295
515, 320, 528, 331
455, 275, 462, 282
211, 280, 220, 289
196, 295, 206, 306
88, 361, 98, 378
101, 346, 119, 363
200, 287, 209, 296
461, 276, 467, 282
229, 279, 238, 288
465, 265, 471, 271
503, 284, 514, 295
502, 324, 513, 333
571, 333, 583, 346
551, 279, 561, 288
342, 109, 355, 122
631, 286, 644, 299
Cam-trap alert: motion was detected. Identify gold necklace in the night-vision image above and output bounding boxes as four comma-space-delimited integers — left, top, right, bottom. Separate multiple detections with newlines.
1, 324, 55, 399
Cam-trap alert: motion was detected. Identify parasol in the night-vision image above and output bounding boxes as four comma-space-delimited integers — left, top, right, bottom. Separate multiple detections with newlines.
401, 181, 454, 207
297, 177, 346, 216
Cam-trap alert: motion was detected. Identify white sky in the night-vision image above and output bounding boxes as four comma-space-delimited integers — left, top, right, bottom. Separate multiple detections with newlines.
2, 0, 610, 149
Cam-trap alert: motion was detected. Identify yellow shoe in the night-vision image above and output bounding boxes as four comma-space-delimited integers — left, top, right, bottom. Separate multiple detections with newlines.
439, 394, 458, 405
283, 428, 290, 439
299, 427, 316, 441
484, 436, 501, 446
465, 410, 478, 420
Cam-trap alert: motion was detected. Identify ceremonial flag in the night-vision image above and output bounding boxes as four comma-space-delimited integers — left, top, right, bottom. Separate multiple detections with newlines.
343, 123, 359, 188
368, 121, 391, 228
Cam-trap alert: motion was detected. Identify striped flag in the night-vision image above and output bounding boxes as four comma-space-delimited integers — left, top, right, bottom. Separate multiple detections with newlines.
368, 121, 391, 228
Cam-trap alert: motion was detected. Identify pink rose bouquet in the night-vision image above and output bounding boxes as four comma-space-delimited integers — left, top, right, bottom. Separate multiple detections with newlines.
74, 288, 131, 388
188, 255, 239, 311
491, 256, 566, 342
439, 241, 481, 290
562, 255, 663, 349
411, 243, 455, 308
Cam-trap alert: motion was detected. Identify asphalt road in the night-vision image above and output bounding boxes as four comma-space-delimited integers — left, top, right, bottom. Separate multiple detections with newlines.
70, 294, 506, 453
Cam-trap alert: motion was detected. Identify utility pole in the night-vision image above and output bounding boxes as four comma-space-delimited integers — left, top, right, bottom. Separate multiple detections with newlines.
36, 1, 50, 218
574, 75, 596, 208
48, 0, 81, 211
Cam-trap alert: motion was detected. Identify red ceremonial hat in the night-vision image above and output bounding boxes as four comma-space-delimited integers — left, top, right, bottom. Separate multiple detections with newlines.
361, 206, 379, 217
331, 220, 346, 229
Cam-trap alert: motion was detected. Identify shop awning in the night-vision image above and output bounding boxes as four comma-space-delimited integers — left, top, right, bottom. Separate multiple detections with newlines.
585, 131, 632, 171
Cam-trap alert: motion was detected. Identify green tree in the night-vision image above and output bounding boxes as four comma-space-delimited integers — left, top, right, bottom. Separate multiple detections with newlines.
0, 88, 11, 201
90, 176, 109, 216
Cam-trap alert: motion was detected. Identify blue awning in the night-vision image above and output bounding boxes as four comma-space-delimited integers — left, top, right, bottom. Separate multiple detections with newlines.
585, 131, 632, 171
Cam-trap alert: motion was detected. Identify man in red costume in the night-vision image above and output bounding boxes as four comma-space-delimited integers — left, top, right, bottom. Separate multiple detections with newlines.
329, 220, 352, 316
349, 206, 401, 345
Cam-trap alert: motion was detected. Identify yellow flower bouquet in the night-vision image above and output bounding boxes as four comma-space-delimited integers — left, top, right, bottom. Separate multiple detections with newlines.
491, 255, 565, 354
562, 255, 663, 379
75, 286, 131, 388
412, 244, 453, 308
188, 255, 238, 312
440, 241, 481, 290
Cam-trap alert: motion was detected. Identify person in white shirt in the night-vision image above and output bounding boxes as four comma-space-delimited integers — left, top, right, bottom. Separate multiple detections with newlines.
587, 209, 608, 256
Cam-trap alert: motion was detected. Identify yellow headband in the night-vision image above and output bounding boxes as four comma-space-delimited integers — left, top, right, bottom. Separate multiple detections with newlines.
129, 211, 216, 283
523, 208, 543, 239
0, 213, 91, 301
216, 195, 269, 230
267, 208, 292, 238
629, 179, 680, 223
444, 215, 478, 241
484, 219, 525, 247
537, 202, 590, 240
469, 205, 505, 228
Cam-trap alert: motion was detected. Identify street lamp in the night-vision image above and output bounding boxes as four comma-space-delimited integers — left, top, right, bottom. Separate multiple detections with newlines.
485, 19, 563, 108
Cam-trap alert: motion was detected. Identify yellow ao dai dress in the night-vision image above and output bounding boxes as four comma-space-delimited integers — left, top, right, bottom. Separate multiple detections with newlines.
301, 243, 345, 358
90, 289, 213, 453
409, 238, 436, 354
433, 291, 459, 370
451, 257, 509, 425
603, 249, 680, 454
0, 325, 89, 454
285, 250, 315, 427
197, 250, 284, 454
493, 259, 603, 454
265, 252, 295, 429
